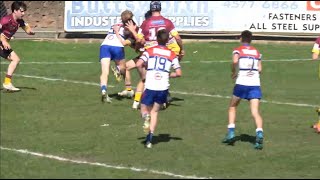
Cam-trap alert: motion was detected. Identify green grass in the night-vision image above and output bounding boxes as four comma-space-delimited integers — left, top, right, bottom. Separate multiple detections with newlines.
1, 40, 320, 178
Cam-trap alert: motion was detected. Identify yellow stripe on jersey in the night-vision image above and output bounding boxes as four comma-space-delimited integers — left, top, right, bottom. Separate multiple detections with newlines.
167, 43, 180, 55
170, 30, 178, 37
312, 48, 319, 55
21, 24, 31, 33
137, 33, 144, 40
124, 39, 131, 46
312, 43, 320, 55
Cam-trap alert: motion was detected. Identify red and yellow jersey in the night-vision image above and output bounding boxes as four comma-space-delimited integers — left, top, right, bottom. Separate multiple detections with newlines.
312, 36, 320, 55
137, 15, 180, 54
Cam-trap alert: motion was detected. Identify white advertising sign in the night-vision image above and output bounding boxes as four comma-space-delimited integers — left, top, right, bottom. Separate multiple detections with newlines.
64, 1, 320, 33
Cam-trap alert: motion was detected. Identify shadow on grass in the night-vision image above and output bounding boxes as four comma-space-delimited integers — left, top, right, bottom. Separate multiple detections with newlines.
1, 86, 37, 92
138, 133, 183, 145
235, 134, 256, 144
222, 134, 256, 146
108, 93, 133, 101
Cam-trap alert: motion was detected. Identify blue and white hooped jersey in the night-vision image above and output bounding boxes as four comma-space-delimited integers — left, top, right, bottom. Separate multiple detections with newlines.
101, 22, 126, 47
233, 44, 262, 86
140, 45, 180, 91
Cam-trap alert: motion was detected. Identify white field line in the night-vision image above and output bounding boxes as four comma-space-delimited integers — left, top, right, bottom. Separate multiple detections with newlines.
0, 146, 211, 179
13, 74, 114, 88
0, 58, 312, 65
13, 73, 319, 108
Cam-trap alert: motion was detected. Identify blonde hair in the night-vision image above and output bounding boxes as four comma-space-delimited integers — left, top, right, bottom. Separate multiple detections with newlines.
121, 10, 133, 22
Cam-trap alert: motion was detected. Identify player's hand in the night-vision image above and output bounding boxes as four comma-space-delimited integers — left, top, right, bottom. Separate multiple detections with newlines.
2, 41, 11, 50
178, 49, 185, 61
28, 31, 35, 35
231, 73, 237, 79
125, 20, 137, 32
112, 25, 120, 32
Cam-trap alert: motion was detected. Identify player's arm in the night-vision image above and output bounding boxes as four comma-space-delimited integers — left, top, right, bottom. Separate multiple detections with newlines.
125, 20, 144, 44
113, 25, 131, 46
312, 42, 319, 60
0, 19, 11, 50
136, 52, 148, 80
21, 21, 35, 35
231, 53, 240, 79
170, 57, 182, 78
136, 58, 146, 80
171, 30, 184, 60
258, 54, 262, 74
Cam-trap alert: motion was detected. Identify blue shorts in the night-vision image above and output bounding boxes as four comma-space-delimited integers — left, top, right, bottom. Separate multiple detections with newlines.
99, 45, 125, 61
141, 89, 169, 106
233, 84, 262, 100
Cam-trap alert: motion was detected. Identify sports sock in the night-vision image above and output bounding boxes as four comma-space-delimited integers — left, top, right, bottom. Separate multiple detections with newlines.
134, 91, 142, 102
101, 85, 107, 93
125, 84, 132, 91
4, 74, 12, 84
227, 123, 235, 133
146, 132, 153, 143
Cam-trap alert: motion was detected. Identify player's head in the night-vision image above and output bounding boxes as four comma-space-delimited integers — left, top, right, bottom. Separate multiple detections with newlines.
121, 10, 134, 22
11, 1, 27, 18
150, 1, 161, 12
240, 30, 252, 43
144, 10, 152, 20
157, 29, 169, 45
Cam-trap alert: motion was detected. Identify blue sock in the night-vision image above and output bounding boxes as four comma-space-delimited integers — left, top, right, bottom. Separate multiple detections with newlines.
146, 132, 153, 143
101, 85, 107, 92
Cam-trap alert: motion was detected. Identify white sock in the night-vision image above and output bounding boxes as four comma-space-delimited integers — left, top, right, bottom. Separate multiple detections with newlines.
228, 124, 235, 128
256, 128, 263, 132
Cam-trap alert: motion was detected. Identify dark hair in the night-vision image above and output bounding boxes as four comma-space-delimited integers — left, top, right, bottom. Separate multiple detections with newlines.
150, 1, 161, 12
11, 1, 27, 12
240, 30, 252, 43
122, 18, 136, 26
157, 29, 169, 45
144, 10, 152, 20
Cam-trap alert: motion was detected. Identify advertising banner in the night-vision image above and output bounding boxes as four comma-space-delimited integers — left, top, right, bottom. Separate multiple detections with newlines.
64, 1, 320, 33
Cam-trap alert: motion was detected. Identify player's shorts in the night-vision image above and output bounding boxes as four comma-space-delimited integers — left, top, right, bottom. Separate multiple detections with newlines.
141, 89, 169, 106
0, 42, 13, 59
167, 43, 180, 55
99, 45, 124, 61
233, 84, 262, 100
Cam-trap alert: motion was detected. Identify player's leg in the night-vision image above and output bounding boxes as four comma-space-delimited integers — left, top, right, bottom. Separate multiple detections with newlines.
248, 86, 264, 149
250, 99, 264, 149
118, 59, 136, 98
132, 66, 146, 109
110, 47, 125, 82
133, 79, 145, 109
2, 50, 21, 92
140, 89, 153, 135
99, 45, 112, 103
100, 58, 112, 103
222, 95, 241, 144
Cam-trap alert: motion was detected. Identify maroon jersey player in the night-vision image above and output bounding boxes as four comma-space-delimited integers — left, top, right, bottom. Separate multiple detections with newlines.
0, 1, 35, 92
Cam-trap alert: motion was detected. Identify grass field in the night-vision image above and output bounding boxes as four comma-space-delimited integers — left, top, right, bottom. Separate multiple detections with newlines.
1, 40, 319, 178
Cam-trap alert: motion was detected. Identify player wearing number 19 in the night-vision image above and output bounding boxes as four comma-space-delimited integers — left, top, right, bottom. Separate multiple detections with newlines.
132, 1, 185, 109
136, 29, 182, 148
222, 30, 264, 150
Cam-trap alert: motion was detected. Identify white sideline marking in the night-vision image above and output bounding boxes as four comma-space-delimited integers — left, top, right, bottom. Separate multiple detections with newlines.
0, 62, 94, 64
13, 73, 319, 108
200, 58, 311, 63
0, 58, 312, 65
0, 146, 211, 179
13, 74, 114, 88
